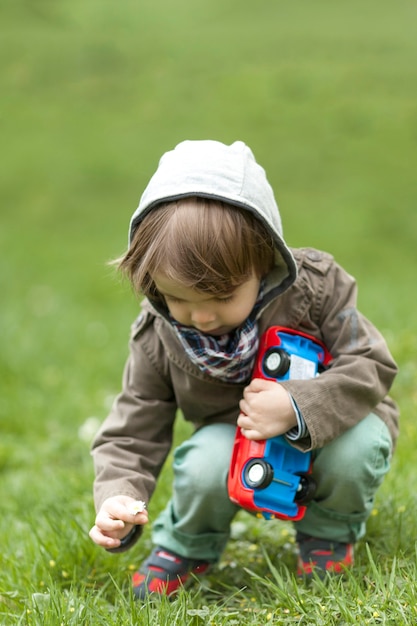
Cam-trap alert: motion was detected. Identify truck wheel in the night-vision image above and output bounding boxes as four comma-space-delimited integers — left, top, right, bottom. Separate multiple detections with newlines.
294, 475, 316, 503
243, 459, 274, 490
262, 348, 291, 378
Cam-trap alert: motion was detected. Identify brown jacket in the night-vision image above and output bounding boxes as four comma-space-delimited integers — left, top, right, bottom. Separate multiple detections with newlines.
91, 247, 399, 516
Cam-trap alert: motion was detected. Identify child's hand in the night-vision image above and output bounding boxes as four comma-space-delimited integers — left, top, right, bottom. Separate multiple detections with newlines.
237, 378, 297, 440
89, 495, 148, 549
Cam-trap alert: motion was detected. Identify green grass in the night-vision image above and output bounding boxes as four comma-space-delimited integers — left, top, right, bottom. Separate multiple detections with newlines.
1, 0, 417, 623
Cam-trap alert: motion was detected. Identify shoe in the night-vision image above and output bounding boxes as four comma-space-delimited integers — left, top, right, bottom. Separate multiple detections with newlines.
296, 532, 354, 578
132, 546, 210, 600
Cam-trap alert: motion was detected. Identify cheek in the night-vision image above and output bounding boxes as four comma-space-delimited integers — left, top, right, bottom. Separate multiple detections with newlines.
228, 294, 258, 323
225, 302, 252, 324
166, 303, 187, 322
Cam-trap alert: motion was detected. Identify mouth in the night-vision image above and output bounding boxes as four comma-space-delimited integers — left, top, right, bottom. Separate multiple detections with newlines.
200, 326, 230, 336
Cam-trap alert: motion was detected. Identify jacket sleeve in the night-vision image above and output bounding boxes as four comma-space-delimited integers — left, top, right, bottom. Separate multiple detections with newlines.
91, 319, 177, 549
281, 258, 398, 450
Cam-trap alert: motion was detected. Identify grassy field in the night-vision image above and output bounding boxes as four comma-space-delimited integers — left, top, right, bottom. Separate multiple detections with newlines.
1, 0, 416, 623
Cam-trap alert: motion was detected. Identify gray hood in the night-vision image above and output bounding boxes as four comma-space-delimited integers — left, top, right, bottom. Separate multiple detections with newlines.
129, 140, 297, 300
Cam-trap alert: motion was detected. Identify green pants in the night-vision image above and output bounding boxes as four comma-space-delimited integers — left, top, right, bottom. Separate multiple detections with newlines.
152, 414, 392, 562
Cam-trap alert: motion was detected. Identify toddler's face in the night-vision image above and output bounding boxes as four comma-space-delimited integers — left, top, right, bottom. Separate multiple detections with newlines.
153, 274, 261, 335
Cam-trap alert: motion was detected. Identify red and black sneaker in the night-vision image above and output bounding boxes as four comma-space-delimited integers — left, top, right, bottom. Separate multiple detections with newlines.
296, 531, 354, 579
132, 546, 210, 600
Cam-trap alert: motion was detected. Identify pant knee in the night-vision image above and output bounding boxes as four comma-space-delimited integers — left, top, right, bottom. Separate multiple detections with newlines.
313, 414, 392, 496
173, 423, 235, 497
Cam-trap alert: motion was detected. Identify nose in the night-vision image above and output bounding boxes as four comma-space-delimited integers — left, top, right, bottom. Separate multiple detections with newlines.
190, 308, 216, 328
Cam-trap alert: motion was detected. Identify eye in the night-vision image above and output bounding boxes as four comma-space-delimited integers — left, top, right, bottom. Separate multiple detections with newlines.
217, 294, 234, 303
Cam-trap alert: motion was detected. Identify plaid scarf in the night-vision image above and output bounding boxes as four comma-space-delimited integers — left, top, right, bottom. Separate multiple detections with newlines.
171, 285, 263, 383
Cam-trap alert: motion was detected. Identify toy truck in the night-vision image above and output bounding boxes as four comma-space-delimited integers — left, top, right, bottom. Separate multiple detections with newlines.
228, 326, 332, 521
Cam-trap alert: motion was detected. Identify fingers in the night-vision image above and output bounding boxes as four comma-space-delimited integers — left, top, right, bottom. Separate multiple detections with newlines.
239, 397, 248, 416
239, 426, 264, 441
90, 510, 128, 549
95, 510, 126, 532
238, 381, 293, 440
90, 496, 149, 549
101, 496, 148, 526
126, 510, 148, 528
241, 378, 275, 410
238, 410, 264, 440
237, 412, 260, 438
89, 524, 123, 549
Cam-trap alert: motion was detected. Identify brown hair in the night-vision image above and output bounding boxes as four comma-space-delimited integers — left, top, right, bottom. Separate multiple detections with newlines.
118, 197, 275, 300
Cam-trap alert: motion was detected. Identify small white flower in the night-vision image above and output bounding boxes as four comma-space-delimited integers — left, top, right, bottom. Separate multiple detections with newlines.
128, 500, 146, 515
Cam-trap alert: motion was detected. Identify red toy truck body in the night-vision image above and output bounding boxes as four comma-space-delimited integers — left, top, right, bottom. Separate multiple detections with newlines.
228, 326, 332, 521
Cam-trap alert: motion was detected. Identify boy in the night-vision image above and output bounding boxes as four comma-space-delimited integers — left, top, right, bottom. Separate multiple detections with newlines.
89, 140, 399, 598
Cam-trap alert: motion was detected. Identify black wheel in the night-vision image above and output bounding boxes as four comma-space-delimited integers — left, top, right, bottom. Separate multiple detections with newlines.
243, 459, 274, 490
262, 348, 291, 378
294, 475, 316, 503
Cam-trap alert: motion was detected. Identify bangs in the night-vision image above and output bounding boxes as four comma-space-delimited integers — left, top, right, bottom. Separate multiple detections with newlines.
119, 197, 275, 298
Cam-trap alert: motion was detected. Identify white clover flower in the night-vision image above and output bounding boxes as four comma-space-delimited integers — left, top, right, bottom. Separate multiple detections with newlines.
128, 500, 146, 515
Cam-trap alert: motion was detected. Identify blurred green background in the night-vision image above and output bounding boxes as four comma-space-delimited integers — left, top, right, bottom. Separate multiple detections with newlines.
0, 0, 416, 612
